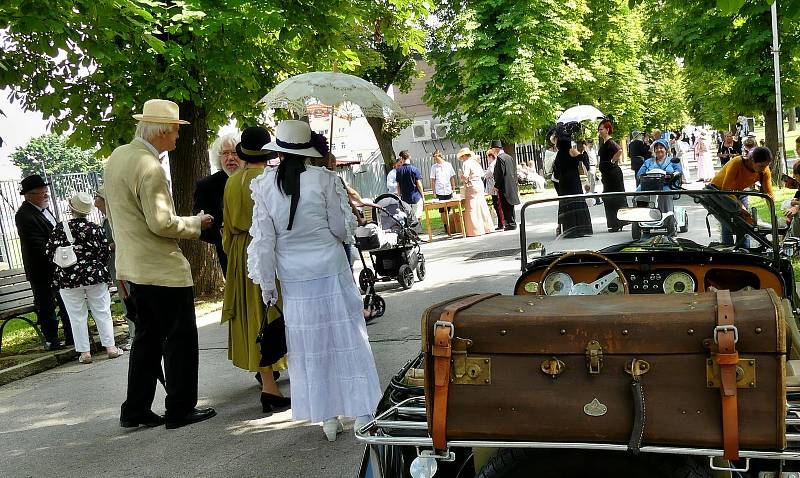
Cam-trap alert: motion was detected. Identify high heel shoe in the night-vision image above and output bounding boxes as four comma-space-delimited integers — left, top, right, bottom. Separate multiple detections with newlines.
322, 418, 343, 442
260, 392, 291, 413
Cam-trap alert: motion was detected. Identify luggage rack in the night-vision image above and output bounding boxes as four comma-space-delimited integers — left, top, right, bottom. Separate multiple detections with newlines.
355, 396, 800, 462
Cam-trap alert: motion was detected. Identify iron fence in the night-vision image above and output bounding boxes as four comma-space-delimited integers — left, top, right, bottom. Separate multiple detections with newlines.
0, 172, 102, 269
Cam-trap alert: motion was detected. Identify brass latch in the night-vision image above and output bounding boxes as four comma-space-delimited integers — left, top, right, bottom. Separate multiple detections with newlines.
451, 357, 491, 385
706, 357, 757, 389
540, 357, 565, 378
451, 337, 473, 379
585, 340, 603, 374
625, 359, 650, 377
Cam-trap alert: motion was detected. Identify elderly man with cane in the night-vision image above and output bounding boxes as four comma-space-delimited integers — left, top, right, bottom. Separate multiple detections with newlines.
105, 99, 215, 429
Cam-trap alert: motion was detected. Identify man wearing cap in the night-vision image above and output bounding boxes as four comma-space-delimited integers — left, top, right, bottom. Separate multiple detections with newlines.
15, 174, 73, 350
490, 141, 520, 230
104, 99, 216, 429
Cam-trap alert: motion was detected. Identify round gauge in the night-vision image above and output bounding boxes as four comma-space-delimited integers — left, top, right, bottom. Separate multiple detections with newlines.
543, 272, 574, 296
601, 277, 625, 295
663, 271, 696, 294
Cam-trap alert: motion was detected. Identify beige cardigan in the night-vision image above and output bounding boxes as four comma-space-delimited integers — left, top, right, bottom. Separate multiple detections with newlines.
103, 140, 201, 287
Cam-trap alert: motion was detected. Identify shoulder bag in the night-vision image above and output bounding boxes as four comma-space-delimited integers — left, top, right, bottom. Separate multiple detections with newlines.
53, 219, 78, 268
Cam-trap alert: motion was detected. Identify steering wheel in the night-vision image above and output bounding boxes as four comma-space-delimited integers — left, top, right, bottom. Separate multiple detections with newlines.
536, 250, 630, 296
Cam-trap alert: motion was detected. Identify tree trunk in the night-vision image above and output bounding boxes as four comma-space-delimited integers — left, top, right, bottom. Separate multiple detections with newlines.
171, 101, 223, 296
764, 107, 784, 184
366, 116, 397, 175
789, 107, 797, 132
502, 141, 517, 162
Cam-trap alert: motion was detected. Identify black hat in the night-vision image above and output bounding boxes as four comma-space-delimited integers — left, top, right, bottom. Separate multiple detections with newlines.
235, 126, 277, 163
19, 174, 49, 195
490, 140, 503, 149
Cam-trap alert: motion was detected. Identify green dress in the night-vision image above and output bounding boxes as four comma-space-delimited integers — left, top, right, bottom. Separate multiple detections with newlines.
222, 166, 288, 372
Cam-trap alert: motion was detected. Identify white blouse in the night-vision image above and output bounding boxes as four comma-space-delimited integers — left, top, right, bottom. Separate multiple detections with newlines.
247, 165, 356, 293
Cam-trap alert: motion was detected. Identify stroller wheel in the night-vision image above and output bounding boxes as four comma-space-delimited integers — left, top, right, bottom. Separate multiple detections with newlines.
416, 254, 426, 281
398, 264, 415, 290
358, 268, 375, 292
364, 294, 386, 321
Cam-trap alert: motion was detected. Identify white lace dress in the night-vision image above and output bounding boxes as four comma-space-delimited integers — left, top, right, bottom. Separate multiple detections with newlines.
247, 165, 381, 423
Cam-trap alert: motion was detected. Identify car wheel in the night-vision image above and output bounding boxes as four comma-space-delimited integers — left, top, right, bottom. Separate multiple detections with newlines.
359, 268, 375, 292
679, 211, 689, 233
632, 223, 642, 240
416, 254, 426, 281
398, 265, 414, 290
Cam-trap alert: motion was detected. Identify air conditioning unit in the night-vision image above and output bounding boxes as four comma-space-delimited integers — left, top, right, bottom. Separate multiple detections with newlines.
411, 120, 432, 142
433, 123, 450, 140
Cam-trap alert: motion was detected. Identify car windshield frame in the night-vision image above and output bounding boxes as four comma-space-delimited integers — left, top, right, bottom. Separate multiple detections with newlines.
518, 189, 781, 271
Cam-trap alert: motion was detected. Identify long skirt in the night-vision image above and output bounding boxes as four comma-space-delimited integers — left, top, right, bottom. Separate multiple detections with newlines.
599, 164, 628, 230
463, 187, 494, 236
281, 271, 381, 422
558, 198, 593, 237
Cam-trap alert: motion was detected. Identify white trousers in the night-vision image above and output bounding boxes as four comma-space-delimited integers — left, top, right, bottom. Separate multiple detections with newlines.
60, 283, 116, 353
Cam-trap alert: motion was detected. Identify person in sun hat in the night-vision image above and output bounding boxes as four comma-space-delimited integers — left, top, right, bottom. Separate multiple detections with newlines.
247, 119, 381, 442
457, 147, 494, 236
44, 192, 123, 364
104, 99, 216, 430
15, 174, 73, 350
221, 126, 288, 414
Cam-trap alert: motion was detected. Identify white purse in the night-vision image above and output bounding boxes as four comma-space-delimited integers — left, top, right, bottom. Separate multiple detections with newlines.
53, 219, 78, 268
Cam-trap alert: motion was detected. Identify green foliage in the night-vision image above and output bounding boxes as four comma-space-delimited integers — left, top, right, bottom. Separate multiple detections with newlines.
9, 134, 103, 177
424, 0, 590, 145
638, 53, 689, 132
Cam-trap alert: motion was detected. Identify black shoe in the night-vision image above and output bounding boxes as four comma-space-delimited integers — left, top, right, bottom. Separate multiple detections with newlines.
45, 341, 65, 351
260, 393, 291, 412
120, 411, 165, 428
164, 407, 217, 430
504, 225, 517, 231
494, 226, 504, 231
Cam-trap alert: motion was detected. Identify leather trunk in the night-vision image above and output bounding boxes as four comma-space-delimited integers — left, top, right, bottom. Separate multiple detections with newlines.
422, 290, 787, 450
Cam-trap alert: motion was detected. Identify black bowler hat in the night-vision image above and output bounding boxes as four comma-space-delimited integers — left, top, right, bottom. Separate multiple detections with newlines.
19, 174, 49, 195
236, 126, 278, 163
491, 140, 503, 149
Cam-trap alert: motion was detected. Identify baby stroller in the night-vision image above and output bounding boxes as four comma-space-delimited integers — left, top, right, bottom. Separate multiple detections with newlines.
355, 194, 425, 294
631, 169, 688, 240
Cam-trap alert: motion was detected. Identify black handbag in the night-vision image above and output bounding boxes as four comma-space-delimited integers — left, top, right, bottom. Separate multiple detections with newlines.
256, 303, 287, 367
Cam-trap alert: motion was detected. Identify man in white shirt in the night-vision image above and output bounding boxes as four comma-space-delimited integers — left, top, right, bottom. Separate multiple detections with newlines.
429, 150, 456, 233
386, 158, 402, 193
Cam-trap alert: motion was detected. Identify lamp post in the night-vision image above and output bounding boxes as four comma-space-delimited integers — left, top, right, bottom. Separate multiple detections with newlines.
770, 0, 786, 173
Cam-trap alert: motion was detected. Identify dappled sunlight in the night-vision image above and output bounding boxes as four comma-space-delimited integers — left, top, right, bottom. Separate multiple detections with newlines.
225, 410, 315, 436
0, 404, 119, 434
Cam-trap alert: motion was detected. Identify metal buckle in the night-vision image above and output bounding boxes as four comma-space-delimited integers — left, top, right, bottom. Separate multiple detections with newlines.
713, 325, 739, 344
708, 456, 749, 472
417, 448, 456, 462
434, 321, 455, 339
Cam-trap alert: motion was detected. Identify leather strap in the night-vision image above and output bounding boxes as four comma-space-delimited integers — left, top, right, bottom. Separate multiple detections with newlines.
431, 293, 499, 450
716, 289, 740, 460
627, 376, 645, 455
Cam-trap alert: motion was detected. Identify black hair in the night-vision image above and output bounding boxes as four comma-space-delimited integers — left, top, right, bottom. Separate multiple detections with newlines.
750, 146, 772, 164
399, 150, 410, 160
276, 152, 308, 230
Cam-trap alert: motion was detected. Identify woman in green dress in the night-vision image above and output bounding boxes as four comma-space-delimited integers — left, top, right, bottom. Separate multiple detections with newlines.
222, 126, 290, 413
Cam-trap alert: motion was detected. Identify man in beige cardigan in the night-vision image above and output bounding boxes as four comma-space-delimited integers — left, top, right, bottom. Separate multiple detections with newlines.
105, 99, 216, 430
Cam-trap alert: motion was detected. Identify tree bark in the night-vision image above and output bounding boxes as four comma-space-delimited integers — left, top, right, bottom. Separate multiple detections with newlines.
764, 107, 784, 184
502, 141, 517, 162
170, 101, 223, 296
789, 107, 797, 132
366, 116, 397, 175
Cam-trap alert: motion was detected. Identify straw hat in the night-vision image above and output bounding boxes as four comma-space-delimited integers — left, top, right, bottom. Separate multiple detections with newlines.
69, 192, 94, 215
262, 120, 322, 158
457, 147, 474, 159
132, 99, 190, 124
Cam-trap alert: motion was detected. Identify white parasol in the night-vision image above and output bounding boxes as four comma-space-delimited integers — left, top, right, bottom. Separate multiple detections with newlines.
259, 71, 407, 119
557, 105, 605, 124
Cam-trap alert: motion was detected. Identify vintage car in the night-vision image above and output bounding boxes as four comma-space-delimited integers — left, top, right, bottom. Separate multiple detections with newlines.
355, 187, 800, 478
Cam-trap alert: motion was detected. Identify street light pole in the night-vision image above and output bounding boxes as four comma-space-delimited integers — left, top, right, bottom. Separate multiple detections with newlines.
770, 0, 786, 173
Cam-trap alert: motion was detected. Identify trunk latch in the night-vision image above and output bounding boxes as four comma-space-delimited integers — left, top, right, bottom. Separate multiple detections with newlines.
585, 340, 604, 374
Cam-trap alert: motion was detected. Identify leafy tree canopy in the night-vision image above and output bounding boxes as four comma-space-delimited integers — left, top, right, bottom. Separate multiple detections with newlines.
10, 133, 103, 178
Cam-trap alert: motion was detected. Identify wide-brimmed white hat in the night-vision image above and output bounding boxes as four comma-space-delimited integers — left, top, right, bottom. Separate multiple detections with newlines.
457, 147, 474, 159
69, 192, 94, 215
132, 99, 190, 124
262, 120, 322, 158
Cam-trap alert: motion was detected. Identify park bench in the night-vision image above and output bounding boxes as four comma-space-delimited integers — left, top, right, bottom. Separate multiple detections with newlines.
0, 268, 43, 354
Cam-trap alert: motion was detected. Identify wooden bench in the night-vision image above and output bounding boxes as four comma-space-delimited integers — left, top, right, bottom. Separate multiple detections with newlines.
0, 269, 44, 353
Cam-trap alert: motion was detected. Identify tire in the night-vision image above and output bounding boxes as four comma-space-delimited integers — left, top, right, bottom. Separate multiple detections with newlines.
666, 215, 678, 237
416, 254, 426, 281
363, 294, 385, 321
475, 449, 711, 478
679, 211, 689, 233
397, 264, 414, 290
358, 268, 375, 292
632, 223, 642, 240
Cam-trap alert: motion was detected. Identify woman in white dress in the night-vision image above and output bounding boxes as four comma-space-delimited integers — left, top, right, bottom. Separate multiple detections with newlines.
694, 131, 715, 182
247, 120, 381, 442
457, 147, 494, 236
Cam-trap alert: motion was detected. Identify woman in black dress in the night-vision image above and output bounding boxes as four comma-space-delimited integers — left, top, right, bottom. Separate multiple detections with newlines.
597, 119, 628, 232
554, 129, 593, 237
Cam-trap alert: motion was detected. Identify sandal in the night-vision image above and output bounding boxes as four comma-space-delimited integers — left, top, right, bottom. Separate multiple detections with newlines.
106, 347, 124, 359
78, 352, 93, 364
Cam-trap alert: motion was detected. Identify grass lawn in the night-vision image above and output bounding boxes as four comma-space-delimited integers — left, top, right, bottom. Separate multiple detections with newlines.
752, 121, 800, 159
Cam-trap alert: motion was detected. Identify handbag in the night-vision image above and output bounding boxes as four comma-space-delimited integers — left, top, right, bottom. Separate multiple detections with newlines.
53, 219, 78, 268
256, 303, 287, 367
